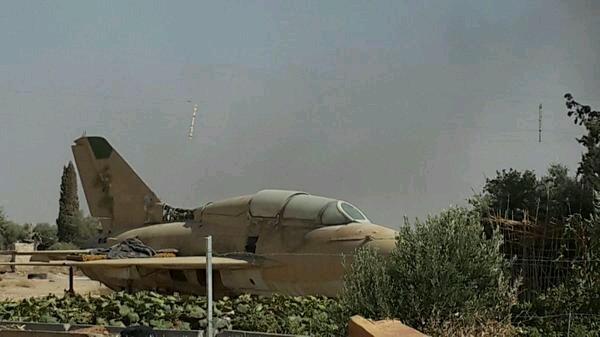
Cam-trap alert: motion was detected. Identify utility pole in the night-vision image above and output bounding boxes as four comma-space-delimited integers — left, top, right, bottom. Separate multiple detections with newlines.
188, 103, 198, 140
539, 103, 542, 143
206, 235, 213, 337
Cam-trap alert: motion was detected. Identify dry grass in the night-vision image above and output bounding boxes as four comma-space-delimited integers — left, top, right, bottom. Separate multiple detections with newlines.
426, 319, 519, 337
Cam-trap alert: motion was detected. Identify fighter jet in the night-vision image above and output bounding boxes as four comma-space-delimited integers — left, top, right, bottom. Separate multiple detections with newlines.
6, 136, 398, 297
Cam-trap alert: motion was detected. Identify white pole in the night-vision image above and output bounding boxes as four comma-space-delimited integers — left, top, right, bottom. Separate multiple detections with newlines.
206, 235, 213, 337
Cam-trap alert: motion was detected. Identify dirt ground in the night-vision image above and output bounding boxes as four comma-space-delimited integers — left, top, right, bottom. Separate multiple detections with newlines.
0, 267, 111, 300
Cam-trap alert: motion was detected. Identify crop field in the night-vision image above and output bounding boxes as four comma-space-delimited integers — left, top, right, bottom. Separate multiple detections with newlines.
0, 291, 347, 337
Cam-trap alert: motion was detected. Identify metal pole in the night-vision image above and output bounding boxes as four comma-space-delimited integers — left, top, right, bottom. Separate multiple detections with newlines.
206, 236, 213, 337
68, 266, 74, 294
189, 104, 198, 139
539, 103, 542, 143
567, 311, 572, 337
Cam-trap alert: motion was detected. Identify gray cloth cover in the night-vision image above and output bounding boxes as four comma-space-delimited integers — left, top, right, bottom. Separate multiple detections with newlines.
91, 238, 156, 259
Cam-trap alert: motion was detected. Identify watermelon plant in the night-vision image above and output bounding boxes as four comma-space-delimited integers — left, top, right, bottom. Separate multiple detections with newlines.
0, 292, 347, 337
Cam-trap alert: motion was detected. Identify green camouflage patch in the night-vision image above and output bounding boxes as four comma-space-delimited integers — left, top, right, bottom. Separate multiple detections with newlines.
88, 137, 113, 159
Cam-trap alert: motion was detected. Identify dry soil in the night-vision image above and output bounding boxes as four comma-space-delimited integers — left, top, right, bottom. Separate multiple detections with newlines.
0, 268, 110, 300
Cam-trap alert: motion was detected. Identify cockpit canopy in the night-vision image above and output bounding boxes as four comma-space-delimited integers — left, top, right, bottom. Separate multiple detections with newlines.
249, 189, 369, 226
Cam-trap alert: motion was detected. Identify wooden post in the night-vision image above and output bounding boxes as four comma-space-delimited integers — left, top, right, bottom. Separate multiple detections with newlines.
10, 251, 16, 273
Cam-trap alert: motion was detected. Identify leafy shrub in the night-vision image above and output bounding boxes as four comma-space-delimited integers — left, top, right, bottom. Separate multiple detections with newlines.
0, 292, 346, 336
342, 207, 518, 334
341, 246, 393, 319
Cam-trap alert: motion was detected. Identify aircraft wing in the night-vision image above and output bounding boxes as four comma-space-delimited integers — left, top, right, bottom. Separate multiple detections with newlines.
0, 249, 93, 262
0, 256, 249, 270
72, 256, 249, 270
0, 261, 74, 267
12, 249, 92, 255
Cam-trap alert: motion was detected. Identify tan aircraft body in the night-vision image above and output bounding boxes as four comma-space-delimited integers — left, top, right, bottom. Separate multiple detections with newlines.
10, 137, 398, 297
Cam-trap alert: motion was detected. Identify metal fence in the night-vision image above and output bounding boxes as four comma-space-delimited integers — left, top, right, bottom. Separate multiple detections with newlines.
488, 217, 587, 301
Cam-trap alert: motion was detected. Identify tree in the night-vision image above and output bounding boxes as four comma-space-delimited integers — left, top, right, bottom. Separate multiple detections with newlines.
565, 93, 600, 191
539, 164, 593, 221
479, 165, 591, 223
0, 208, 31, 249
71, 210, 100, 248
483, 168, 539, 220
56, 161, 79, 243
32, 223, 58, 250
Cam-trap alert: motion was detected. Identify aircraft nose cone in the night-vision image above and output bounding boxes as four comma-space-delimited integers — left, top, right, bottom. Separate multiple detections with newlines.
362, 224, 397, 255
363, 235, 396, 255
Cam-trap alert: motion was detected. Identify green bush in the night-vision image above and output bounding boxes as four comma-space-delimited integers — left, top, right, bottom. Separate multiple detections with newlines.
342, 207, 518, 334
341, 246, 393, 319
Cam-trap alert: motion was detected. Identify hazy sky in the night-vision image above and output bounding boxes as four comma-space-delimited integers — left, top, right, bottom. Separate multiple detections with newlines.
1, 1, 599, 228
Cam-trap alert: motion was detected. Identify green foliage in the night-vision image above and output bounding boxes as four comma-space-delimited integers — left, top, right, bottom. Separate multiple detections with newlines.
56, 161, 80, 243
342, 207, 518, 334
0, 208, 32, 250
341, 247, 393, 319
565, 93, 600, 191
540, 164, 593, 221
32, 223, 58, 250
0, 292, 346, 336
480, 165, 591, 222
515, 196, 600, 336
225, 294, 345, 336
28, 213, 97, 250
70, 210, 100, 248
484, 168, 539, 219
518, 280, 600, 337
54, 161, 99, 248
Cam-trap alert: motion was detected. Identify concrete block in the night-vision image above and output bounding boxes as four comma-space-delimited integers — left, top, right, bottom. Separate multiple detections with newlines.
11, 243, 35, 273
347, 315, 427, 337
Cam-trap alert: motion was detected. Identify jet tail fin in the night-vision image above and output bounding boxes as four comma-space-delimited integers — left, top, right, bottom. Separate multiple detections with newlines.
71, 136, 163, 236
